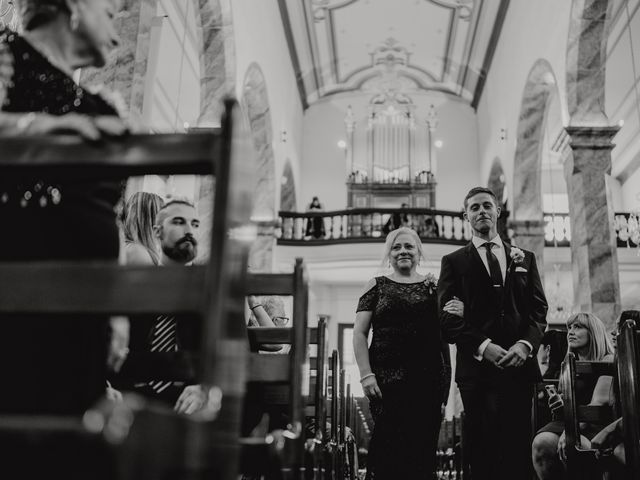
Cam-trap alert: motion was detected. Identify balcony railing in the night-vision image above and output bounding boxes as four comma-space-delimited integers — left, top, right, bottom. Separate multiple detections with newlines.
277, 208, 472, 245
545, 212, 640, 249
277, 209, 640, 248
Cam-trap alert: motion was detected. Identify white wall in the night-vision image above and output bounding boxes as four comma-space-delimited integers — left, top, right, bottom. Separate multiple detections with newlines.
144, 0, 201, 133
231, 0, 305, 212
476, 0, 572, 206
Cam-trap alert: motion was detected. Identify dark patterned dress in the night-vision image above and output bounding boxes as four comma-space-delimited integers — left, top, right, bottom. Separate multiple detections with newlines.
357, 276, 445, 480
0, 29, 123, 414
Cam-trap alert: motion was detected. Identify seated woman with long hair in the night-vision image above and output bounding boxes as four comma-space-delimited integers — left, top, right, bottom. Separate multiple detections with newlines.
123, 191, 164, 265
532, 312, 615, 479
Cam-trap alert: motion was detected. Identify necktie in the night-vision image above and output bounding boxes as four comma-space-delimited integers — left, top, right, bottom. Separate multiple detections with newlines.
482, 242, 503, 287
149, 315, 178, 394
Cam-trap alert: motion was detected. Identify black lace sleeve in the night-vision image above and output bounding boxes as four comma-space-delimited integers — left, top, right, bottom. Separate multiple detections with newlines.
356, 278, 378, 312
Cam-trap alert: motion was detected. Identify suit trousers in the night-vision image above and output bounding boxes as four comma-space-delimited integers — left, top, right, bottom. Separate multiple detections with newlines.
459, 380, 532, 480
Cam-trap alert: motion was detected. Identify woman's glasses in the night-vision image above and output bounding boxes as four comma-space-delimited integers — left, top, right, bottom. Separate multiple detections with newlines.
272, 316, 289, 327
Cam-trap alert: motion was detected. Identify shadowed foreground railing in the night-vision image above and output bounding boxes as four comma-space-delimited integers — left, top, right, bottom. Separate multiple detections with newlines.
278, 209, 638, 248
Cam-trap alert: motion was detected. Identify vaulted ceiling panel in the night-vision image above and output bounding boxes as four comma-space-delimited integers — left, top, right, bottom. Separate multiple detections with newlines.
280, 0, 509, 109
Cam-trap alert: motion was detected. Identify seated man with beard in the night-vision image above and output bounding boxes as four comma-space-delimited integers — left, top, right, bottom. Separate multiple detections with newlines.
115, 199, 207, 415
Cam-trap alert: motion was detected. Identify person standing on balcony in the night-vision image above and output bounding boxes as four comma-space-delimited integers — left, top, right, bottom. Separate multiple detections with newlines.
353, 227, 462, 479
305, 196, 326, 239
438, 186, 548, 480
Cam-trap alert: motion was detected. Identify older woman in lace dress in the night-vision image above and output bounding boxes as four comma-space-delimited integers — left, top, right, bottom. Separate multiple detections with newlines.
353, 227, 462, 480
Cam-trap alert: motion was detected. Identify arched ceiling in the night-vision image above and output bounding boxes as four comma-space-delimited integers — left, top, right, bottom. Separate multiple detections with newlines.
279, 0, 509, 109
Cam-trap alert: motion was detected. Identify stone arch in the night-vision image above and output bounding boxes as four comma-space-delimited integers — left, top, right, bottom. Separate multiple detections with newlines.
280, 160, 297, 211
566, 0, 614, 125
512, 59, 562, 259
242, 62, 277, 272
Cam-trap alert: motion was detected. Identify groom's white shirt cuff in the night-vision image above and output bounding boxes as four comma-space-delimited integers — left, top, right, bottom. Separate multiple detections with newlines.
474, 338, 492, 360
475, 339, 534, 361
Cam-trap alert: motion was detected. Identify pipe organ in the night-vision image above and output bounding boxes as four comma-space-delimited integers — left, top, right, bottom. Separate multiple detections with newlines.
346, 100, 437, 209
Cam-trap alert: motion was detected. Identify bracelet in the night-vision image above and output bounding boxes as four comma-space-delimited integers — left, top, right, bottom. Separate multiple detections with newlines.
250, 304, 263, 310
359, 373, 375, 383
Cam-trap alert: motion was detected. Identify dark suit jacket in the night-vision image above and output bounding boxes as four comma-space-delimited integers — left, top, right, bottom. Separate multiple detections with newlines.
438, 241, 548, 388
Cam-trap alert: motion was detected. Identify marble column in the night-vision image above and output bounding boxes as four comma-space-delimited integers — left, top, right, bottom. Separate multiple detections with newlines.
81, 0, 158, 128
195, 0, 236, 127
508, 219, 546, 269
564, 125, 621, 331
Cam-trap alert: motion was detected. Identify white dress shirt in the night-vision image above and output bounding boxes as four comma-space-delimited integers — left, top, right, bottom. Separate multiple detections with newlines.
470, 235, 533, 360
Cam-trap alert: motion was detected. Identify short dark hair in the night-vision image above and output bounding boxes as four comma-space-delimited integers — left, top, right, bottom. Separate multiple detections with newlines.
155, 198, 197, 226
463, 187, 498, 210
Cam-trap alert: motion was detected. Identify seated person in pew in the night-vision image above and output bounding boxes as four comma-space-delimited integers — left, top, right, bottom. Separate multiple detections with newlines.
122, 191, 164, 266
538, 328, 569, 379
247, 295, 291, 353
590, 417, 626, 467
532, 313, 615, 480
116, 199, 209, 415
0, 0, 129, 415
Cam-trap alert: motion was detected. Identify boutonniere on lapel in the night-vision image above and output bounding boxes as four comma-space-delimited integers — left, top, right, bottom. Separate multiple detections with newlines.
424, 272, 438, 294
509, 246, 526, 272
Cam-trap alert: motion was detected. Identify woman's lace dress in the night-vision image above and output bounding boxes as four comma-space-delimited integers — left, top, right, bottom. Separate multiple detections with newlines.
357, 276, 445, 480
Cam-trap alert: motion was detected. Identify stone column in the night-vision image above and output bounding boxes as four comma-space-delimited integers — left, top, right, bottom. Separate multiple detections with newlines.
508, 219, 546, 269
249, 221, 276, 273
195, 0, 236, 127
564, 125, 621, 331
81, 0, 158, 127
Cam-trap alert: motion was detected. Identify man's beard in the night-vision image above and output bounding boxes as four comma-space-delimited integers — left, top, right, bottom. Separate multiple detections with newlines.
163, 236, 198, 263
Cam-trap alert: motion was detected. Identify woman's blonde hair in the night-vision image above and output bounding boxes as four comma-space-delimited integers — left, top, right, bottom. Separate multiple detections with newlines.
379, 227, 424, 271
566, 312, 614, 360
123, 192, 164, 265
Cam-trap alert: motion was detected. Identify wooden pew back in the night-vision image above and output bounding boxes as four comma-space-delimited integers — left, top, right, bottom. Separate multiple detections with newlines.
0, 99, 255, 479
617, 317, 640, 478
560, 353, 616, 480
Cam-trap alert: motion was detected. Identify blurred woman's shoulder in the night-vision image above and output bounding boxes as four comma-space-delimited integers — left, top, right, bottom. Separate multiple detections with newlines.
124, 242, 156, 266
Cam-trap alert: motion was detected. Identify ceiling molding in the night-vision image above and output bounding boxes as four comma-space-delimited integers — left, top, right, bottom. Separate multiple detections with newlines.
471, 0, 510, 110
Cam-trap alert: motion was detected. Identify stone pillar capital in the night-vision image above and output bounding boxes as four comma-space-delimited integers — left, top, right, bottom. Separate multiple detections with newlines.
565, 125, 619, 149
564, 125, 620, 176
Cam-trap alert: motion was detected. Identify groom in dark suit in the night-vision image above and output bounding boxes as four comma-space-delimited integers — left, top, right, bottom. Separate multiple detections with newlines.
438, 187, 548, 480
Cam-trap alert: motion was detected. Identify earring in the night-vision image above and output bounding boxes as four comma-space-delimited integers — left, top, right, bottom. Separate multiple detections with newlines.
70, 11, 80, 31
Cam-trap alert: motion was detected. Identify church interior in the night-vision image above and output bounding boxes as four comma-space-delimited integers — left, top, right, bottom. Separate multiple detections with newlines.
1, 0, 640, 478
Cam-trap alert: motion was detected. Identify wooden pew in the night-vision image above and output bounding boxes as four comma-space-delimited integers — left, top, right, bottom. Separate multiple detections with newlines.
246, 314, 331, 480
616, 315, 640, 478
560, 353, 616, 480
240, 258, 310, 479
0, 99, 255, 479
